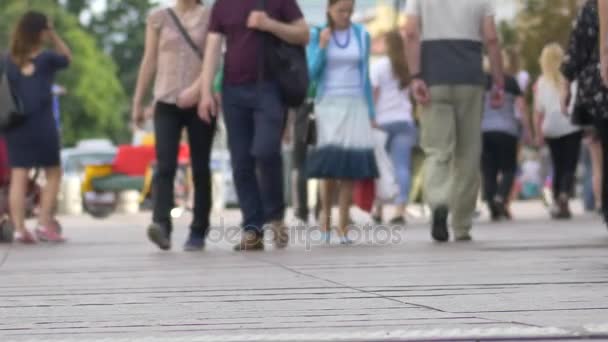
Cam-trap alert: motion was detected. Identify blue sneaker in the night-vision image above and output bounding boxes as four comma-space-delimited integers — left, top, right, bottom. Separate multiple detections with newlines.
184, 232, 206, 252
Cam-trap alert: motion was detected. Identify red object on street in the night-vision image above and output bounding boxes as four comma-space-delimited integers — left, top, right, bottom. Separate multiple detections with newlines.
353, 179, 375, 213
177, 144, 190, 164
112, 143, 191, 177
112, 145, 157, 177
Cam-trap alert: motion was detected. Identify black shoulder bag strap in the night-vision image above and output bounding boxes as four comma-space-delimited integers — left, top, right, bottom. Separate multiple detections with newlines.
167, 8, 203, 60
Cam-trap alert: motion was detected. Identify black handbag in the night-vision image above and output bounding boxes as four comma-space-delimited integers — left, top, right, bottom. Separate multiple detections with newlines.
296, 99, 316, 146
257, 0, 309, 108
571, 102, 593, 126
0, 55, 25, 132
568, 82, 593, 126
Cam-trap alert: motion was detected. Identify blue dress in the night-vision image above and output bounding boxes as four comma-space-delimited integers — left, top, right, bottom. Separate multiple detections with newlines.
5, 51, 69, 168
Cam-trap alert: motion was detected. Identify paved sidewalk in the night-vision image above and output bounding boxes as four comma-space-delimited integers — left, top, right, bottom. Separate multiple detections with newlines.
1, 201, 608, 341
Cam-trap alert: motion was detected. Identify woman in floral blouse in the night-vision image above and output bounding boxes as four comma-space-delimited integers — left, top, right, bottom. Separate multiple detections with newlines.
132, 0, 215, 251
562, 0, 608, 226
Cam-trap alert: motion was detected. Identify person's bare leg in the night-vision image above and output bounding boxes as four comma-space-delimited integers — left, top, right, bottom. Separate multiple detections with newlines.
320, 179, 337, 233
338, 180, 354, 238
590, 140, 603, 210
39, 167, 62, 227
372, 202, 383, 222
394, 203, 406, 219
9, 168, 29, 234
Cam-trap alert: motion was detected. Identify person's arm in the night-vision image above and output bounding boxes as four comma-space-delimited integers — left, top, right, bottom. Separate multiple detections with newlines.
532, 85, 545, 147
132, 20, 160, 128
482, 15, 504, 108
599, 0, 608, 86
198, 32, 224, 122
307, 27, 329, 81
373, 87, 380, 105
405, 17, 422, 82
48, 28, 72, 63
516, 96, 532, 145
363, 31, 376, 122
534, 110, 545, 148
405, 16, 430, 105
247, 13, 309, 45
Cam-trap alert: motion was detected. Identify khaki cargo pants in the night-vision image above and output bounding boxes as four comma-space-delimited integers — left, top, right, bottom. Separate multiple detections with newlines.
419, 85, 484, 237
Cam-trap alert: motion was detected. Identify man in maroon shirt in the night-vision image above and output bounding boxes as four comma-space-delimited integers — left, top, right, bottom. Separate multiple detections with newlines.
198, 0, 309, 251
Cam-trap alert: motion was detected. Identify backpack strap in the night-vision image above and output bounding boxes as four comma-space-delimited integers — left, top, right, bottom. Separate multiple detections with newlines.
257, 0, 267, 84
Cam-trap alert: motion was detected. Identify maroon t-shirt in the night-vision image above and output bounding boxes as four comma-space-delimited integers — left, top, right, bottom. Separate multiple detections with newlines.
209, 0, 304, 85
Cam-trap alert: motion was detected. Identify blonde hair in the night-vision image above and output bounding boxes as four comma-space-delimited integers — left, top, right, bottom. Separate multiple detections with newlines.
539, 43, 565, 88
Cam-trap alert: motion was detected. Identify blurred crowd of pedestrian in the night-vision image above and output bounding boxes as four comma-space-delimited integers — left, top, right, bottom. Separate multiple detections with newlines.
3, 0, 608, 252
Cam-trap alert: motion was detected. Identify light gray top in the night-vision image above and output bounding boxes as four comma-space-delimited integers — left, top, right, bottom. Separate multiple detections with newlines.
405, 0, 495, 86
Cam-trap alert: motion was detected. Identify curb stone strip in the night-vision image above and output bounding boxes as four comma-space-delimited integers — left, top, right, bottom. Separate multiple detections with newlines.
7, 325, 608, 342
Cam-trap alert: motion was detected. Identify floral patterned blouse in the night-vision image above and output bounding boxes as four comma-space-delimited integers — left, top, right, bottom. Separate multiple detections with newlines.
148, 6, 210, 104
562, 0, 608, 118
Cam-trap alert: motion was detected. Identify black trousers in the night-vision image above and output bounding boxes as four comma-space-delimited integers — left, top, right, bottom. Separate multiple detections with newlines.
546, 131, 583, 200
595, 119, 608, 213
481, 131, 518, 202
292, 137, 309, 220
153, 102, 216, 235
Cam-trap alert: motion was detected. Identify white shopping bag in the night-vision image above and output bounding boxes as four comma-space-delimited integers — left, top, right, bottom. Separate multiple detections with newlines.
373, 129, 398, 203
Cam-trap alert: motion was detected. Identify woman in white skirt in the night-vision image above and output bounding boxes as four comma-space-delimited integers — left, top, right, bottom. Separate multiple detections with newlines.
307, 0, 378, 244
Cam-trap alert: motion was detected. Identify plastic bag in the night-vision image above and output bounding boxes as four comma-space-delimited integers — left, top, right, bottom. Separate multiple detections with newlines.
373, 129, 398, 203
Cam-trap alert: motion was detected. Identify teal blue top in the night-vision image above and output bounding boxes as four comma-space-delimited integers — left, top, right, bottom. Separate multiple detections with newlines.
306, 23, 375, 119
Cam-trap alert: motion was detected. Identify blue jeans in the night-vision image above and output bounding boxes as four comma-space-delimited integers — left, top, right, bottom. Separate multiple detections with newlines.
222, 82, 286, 234
381, 122, 417, 205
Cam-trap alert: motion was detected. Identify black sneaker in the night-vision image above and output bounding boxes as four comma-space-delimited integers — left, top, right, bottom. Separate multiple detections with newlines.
389, 216, 406, 226
147, 223, 171, 251
295, 210, 309, 224
431, 206, 449, 243
488, 202, 501, 222
550, 198, 572, 220
183, 232, 206, 252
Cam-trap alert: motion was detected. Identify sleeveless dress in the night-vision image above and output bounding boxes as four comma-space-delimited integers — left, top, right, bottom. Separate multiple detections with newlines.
5, 51, 69, 168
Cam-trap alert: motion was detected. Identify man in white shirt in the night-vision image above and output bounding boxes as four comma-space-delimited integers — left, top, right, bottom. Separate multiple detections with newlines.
405, 0, 504, 242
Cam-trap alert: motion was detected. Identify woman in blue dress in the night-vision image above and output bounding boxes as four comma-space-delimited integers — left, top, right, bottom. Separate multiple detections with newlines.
5, 11, 71, 243
307, 0, 378, 244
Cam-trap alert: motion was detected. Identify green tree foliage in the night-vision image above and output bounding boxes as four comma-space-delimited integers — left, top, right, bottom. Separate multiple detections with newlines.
515, 0, 579, 76
0, 0, 128, 146
498, 20, 518, 49
60, 0, 156, 99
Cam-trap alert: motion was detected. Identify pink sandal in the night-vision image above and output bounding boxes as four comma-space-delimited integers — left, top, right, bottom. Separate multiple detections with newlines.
35, 223, 65, 243
15, 229, 37, 244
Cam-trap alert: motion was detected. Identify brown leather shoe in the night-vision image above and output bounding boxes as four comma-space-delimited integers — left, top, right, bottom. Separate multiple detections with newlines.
271, 221, 289, 249
233, 231, 264, 251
